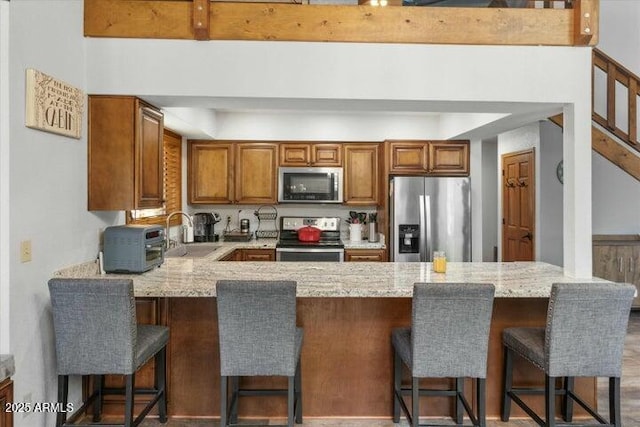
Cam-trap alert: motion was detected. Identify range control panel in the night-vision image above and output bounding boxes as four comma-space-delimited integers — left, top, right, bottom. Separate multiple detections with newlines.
281, 217, 341, 231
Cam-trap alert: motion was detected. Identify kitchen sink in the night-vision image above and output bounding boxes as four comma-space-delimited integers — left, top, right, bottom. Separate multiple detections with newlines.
165, 244, 220, 258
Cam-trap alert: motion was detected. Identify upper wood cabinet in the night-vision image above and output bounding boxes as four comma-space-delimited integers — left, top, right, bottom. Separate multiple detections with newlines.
235, 142, 278, 204
428, 141, 470, 175
88, 96, 164, 210
343, 143, 380, 205
188, 141, 234, 204
387, 140, 470, 176
188, 141, 277, 204
279, 143, 342, 167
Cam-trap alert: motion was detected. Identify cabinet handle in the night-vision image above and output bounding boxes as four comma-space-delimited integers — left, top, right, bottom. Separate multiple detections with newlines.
630, 257, 634, 273
619, 257, 624, 273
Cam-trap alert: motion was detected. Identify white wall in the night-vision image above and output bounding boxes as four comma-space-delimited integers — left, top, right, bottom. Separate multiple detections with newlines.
7, 2, 119, 425
0, 1, 10, 354
481, 137, 498, 262
599, 0, 640, 75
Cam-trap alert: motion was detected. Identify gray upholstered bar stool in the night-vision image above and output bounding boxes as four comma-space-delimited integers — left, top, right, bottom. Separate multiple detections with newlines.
501, 282, 635, 427
216, 280, 303, 427
392, 282, 495, 427
48, 278, 169, 427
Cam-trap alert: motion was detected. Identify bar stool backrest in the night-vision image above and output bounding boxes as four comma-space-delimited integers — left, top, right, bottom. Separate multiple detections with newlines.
48, 278, 137, 375
216, 280, 297, 377
411, 283, 495, 378
545, 282, 635, 378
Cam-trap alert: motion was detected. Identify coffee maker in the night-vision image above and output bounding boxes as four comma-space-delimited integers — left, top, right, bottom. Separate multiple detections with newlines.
193, 212, 221, 242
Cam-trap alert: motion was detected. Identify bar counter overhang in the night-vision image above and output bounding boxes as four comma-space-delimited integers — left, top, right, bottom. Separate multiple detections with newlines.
55, 258, 609, 420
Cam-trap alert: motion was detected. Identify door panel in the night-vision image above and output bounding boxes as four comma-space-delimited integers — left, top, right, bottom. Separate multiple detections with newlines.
502, 149, 535, 262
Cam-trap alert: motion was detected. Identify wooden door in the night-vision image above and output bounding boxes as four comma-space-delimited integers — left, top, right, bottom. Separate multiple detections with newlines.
136, 102, 164, 208
188, 141, 234, 204
235, 142, 278, 204
344, 143, 380, 205
502, 149, 535, 261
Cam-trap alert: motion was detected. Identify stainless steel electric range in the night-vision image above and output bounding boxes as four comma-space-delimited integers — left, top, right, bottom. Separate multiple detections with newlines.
276, 216, 344, 262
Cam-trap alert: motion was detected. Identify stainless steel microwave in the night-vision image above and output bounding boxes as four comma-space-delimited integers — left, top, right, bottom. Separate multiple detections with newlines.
278, 167, 343, 203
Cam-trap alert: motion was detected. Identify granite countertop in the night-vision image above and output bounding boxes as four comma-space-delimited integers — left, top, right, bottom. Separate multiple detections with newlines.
55, 240, 608, 298
0, 354, 15, 382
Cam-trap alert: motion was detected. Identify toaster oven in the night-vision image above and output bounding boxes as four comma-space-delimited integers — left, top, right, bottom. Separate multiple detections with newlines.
103, 225, 165, 273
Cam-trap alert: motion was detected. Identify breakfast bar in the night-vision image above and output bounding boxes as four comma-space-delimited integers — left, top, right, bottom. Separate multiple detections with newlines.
55, 252, 609, 421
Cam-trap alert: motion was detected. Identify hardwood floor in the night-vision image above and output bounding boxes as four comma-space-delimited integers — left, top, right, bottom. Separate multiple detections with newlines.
135, 310, 639, 427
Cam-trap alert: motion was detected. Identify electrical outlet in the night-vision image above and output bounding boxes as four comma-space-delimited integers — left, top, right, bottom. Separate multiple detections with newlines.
20, 240, 32, 263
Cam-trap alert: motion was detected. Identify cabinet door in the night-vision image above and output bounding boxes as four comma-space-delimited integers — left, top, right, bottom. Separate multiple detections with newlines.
280, 144, 311, 166
428, 141, 470, 176
388, 141, 428, 173
344, 144, 380, 205
243, 249, 276, 261
592, 244, 626, 283
345, 249, 386, 262
235, 143, 278, 204
0, 379, 12, 427
311, 144, 342, 166
188, 141, 234, 204
136, 103, 165, 208
627, 246, 640, 307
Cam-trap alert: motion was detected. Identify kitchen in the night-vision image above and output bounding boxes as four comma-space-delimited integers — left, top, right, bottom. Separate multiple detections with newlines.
3, 1, 640, 427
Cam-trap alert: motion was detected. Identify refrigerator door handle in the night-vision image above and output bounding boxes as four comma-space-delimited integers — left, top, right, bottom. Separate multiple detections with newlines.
419, 195, 427, 262
425, 195, 432, 262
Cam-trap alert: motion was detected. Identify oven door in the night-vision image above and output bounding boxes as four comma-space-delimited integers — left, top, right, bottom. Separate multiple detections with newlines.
276, 248, 344, 262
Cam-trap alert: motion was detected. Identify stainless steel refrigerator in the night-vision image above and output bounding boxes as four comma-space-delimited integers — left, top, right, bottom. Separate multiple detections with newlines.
390, 176, 471, 262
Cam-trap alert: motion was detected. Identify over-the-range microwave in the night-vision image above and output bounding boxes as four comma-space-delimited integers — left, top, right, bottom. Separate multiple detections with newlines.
278, 167, 343, 203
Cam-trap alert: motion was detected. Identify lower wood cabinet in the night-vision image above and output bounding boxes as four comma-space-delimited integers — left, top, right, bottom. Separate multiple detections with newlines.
344, 249, 387, 262
593, 235, 640, 307
242, 249, 276, 261
0, 379, 13, 427
219, 248, 275, 261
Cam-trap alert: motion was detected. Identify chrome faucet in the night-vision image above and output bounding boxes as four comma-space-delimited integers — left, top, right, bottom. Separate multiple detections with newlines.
165, 211, 193, 249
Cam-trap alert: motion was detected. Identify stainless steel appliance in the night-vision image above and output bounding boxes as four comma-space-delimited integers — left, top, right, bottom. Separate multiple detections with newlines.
390, 176, 471, 262
278, 167, 343, 203
103, 225, 164, 273
193, 212, 220, 242
276, 216, 344, 262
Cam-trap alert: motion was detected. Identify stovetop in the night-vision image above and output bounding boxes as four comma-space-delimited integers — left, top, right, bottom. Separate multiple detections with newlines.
276, 216, 344, 249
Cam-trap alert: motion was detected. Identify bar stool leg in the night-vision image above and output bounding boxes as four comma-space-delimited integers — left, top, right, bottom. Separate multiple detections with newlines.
562, 376, 574, 422
56, 375, 68, 427
295, 359, 302, 424
155, 347, 167, 423
610, 377, 621, 427
411, 377, 419, 427
230, 377, 239, 424
501, 346, 513, 421
287, 376, 295, 427
545, 375, 556, 427
220, 376, 228, 427
393, 348, 401, 423
124, 374, 135, 427
455, 377, 464, 424
477, 378, 486, 427
92, 375, 104, 422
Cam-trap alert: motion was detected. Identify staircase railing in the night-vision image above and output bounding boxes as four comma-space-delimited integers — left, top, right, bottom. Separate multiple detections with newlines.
592, 48, 640, 152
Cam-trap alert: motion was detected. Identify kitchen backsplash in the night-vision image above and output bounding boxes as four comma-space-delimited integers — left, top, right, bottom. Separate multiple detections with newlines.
185, 204, 378, 237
